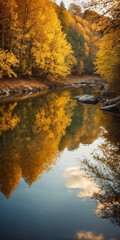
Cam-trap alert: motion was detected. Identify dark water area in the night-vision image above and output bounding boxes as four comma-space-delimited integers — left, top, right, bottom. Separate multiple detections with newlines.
0, 86, 120, 240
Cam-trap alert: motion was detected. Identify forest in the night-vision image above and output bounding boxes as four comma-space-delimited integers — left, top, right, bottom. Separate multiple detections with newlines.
0, 0, 119, 88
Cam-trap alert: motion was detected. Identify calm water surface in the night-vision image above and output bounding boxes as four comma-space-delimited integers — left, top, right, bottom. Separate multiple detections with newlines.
0, 87, 120, 240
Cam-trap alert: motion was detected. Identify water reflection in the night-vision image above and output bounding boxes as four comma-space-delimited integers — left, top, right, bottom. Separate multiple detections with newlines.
75, 231, 115, 240
65, 167, 102, 199
0, 102, 20, 135
0, 87, 120, 230
0, 90, 75, 198
59, 103, 99, 151
65, 130, 120, 226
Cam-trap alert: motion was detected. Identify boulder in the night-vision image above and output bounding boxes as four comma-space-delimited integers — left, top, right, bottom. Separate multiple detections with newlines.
74, 94, 98, 104
100, 101, 120, 113
99, 83, 105, 89
103, 96, 120, 106
100, 90, 110, 97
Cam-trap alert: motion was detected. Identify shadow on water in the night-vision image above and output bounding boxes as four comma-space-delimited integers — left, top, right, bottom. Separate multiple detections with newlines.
0, 86, 120, 232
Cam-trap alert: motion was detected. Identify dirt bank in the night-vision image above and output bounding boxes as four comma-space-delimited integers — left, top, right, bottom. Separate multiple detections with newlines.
0, 75, 102, 100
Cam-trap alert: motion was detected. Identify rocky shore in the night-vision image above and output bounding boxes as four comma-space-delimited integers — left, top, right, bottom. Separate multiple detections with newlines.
73, 80, 120, 115
0, 75, 101, 99
1, 75, 119, 115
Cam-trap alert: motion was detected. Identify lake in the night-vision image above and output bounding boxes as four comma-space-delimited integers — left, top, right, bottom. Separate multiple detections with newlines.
0, 86, 120, 240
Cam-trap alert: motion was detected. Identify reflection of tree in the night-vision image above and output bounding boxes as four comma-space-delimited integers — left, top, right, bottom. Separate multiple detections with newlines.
80, 108, 120, 226
0, 90, 74, 197
63, 105, 120, 226
94, 190, 120, 226
60, 104, 98, 151
95, 109, 120, 146
0, 157, 21, 198
0, 102, 20, 135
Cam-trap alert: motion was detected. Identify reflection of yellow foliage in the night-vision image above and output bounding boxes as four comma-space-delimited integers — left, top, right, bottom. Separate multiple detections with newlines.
0, 90, 74, 197
60, 104, 98, 151
0, 103, 20, 135
0, 159, 21, 198
94, 108, 120, 145
33, 92, 72, 135
21, 92, 74, 186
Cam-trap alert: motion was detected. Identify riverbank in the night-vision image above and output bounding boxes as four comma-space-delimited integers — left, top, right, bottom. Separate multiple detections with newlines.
0, 75, 102, 100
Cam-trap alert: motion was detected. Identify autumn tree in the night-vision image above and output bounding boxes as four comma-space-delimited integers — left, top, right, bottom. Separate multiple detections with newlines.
58, 1, 68, 32
0, 0, 76, 80
84, 0, 120, 35
31, 0, 75, 80
66, 26, 85, 74
69, 3, 82, 17
95, 30, 120, 89
79, 0, 120, 88
0, 0, 19, 77
0, 49, 18, 78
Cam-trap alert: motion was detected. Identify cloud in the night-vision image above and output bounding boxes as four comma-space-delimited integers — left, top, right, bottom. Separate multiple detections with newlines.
64, 167, 102, 199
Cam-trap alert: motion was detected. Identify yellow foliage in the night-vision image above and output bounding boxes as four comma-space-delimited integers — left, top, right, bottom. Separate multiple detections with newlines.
63, 9, 74, 25
31, 0, 74, 79
0, 49, 19, 78
95, 31, 120, 82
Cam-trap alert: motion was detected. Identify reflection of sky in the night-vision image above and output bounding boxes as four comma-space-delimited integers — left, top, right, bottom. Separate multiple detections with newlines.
1, 135, 120, 239
65, 167, 102, 198
0, 97, 120, 240
64, 134, 120, 198
75, 231, 117, 240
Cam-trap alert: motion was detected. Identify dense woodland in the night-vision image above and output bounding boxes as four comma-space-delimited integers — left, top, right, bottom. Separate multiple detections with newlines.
0, 0, 120, 86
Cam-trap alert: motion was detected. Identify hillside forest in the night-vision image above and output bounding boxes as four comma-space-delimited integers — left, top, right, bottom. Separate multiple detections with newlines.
0, 0, 120, 87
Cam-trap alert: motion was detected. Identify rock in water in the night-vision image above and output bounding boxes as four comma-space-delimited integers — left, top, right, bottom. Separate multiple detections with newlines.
74, 95, 98, 105
101, 101, 120, 113
99, 83, 105, 89
103, 96, 120, 106
100, 90, 110, 97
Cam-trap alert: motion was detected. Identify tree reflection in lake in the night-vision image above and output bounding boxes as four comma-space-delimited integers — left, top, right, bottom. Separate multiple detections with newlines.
0, 90, 75, 198
0, 102, 20, 135
65, 107, 120, 227
0, 87, 120, 230
93, 111, 120, 226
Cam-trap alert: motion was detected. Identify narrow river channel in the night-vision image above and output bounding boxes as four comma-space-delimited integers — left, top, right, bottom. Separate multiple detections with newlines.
0, 86, 120, 240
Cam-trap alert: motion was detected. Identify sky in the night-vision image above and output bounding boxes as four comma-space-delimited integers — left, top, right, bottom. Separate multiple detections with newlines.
56, 0, 78, 9
56, 0, 89, 10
